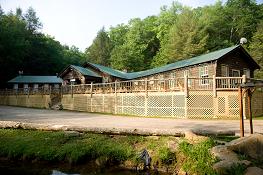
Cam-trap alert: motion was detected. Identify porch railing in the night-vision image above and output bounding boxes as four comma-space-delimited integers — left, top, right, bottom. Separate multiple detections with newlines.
0, 75, 250, 96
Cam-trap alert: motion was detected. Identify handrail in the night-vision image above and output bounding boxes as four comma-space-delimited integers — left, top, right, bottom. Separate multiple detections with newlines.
0, 76, 251, 96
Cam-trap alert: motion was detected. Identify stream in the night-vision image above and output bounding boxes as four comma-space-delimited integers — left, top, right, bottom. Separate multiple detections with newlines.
0, 159, 170, 175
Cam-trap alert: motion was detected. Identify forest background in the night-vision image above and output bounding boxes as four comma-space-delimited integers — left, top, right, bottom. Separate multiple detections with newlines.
0, 0, 262, 88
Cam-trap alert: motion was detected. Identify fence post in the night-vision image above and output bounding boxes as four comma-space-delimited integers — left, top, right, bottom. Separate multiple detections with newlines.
184, 75, 188, 97
145, 79, 148, 116
90, 82, 93, 112
145, 79, 148, 97
213, 75, 217, 97
71, 84, 73, 98
115, 81, 117, 114
28, 87, 30, 98
90, 82, 93, 98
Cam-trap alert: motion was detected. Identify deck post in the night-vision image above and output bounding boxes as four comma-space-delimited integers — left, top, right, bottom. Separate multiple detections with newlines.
242, 75, 247, 84
184, 75, 188, 97
213, 75, 217, 97
145, 79, 148, 97
238, 86, 244, 137
90, 82, 93, 98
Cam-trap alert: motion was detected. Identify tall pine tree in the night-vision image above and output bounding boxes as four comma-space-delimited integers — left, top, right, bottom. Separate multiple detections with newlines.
85, 27, 112, 66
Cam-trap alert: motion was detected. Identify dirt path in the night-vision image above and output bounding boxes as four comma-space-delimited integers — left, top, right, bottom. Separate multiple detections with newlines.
0, 105, 262, 136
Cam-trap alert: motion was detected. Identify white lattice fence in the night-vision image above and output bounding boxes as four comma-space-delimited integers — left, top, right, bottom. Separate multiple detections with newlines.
215, 91, 240, 119
186, 91, 214, 119
59, 91, 241, 119
120, 93, 145, 116
115, 92, 185, 118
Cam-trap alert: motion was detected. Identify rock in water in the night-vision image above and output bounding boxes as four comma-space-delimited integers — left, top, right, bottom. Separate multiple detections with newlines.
226, 133, 263, 161
245, 167, 263, 175
139, 149, 151, 169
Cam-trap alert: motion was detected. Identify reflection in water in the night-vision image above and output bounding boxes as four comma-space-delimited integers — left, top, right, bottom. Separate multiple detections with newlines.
52, 170, 79, 175
0, 159, 168, 175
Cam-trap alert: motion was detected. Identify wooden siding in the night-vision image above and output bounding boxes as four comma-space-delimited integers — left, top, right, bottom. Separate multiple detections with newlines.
216, 51, 255, 77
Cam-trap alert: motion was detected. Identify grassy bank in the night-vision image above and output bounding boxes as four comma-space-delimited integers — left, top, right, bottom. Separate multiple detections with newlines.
0, 129, 220, 174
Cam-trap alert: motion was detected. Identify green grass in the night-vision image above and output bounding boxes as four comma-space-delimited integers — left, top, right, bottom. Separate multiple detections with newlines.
254, 116, 263, 120
178, 139, 218, 175
213, 136, 239, 142
0, 129, 178, 169
2, 129, 246, 174
0, 129, 134, 164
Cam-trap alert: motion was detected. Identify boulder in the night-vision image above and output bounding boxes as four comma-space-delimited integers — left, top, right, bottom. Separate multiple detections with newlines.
227, 133, 263, 161
211, 145, 239, 162
64, 131, 80, 137
245, 167, 263, 175
184, 130, 208, 144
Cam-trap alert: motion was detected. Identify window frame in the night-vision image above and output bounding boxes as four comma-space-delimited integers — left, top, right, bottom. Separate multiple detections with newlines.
199, 66, 209, 85
221, 64, 229, 77
232, 69, 240, 77
243, 68, 250, 78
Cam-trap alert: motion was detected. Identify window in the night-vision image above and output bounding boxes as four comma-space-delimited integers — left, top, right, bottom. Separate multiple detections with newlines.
13, 84, 18, 89
221, 65, 229, 77
33, 84, 38, 89
54, 84, 60, 88
232, 69, 240, 77
199, 66, 209, 85
158, 74, 165, 90
44, 84, 49, 89
23, 84, 28, 93
24, 84, 28, 89
243, 68, 250, 78
184, 70, 191, 87
169, 72, 176, 88
103, 77, 109, 83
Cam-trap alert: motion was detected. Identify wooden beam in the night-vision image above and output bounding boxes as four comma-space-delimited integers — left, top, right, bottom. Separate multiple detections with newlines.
247, 89, 253, 134
238, 86, 244, 137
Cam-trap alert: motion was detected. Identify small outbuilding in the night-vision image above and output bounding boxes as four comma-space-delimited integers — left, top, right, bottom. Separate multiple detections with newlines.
8, 75, 63, 90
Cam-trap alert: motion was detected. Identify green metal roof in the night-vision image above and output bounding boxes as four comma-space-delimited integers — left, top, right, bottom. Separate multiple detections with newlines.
126, 45, 240, 79
71, 65, 101, 78
8, 76, 63, 84
87, 62, 127, 79
86, 45, 240, 79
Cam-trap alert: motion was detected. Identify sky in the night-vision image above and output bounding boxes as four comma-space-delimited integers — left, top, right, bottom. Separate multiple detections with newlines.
1, 0, 262, 51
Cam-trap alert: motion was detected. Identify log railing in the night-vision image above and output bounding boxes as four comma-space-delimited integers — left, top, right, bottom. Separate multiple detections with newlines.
0, 76, 253, 96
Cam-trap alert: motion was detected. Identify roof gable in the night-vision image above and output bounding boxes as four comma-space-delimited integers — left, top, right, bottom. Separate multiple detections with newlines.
70, 65, 101, 78
59, 65, 102, 78
85, 62, 127, 79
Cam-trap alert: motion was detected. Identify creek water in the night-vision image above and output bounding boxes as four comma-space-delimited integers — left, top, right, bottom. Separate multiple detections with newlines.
0, 159, 170, 175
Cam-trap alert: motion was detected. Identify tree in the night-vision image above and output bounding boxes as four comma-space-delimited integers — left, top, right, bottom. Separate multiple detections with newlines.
109, 24, 129, 47
224, 0, 261, 45
110, 17, 159, 71
24, 7, 42, 33
63, 45, 85, 66
152, 9, 208, 67
0, 5, 4, 16
0, 11, 32, 87
249, 20, 263, 79
197, 1, 232, 51
85, 27, 112, 66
